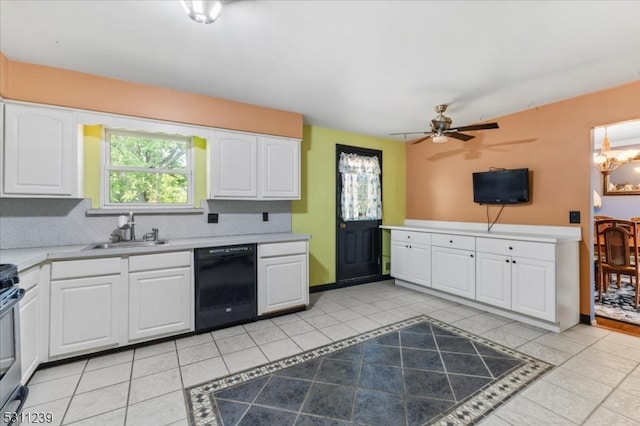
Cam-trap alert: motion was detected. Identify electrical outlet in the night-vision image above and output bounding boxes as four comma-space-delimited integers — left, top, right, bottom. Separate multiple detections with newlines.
262, 212, 269, 222
208, 213, 219, 224
569, 211, 580, 224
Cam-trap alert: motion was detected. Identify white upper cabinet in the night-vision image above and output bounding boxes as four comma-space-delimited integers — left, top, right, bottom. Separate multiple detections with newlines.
209, 130, 258, 198
2, 103, 80, 197
259, 136, 300, 199
209, 129, 300, 200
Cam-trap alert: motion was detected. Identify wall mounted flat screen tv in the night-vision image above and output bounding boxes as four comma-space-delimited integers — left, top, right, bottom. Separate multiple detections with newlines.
472, 168, 530, 204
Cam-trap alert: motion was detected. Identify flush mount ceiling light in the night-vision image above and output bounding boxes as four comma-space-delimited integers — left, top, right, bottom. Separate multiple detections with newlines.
182, 0, 222, 24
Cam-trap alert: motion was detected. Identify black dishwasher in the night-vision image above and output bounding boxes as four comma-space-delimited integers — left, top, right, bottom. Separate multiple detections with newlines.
194, 244, 257, 333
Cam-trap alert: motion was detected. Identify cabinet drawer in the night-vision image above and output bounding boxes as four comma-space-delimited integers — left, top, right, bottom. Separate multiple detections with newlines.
431, 233, 475, 251
259, 241, 307, 258
19, 266, 40, 292
129, 251, 192, 272
476, 238, 555, 261
51, 257, 121, 280
391, 230, 431, 245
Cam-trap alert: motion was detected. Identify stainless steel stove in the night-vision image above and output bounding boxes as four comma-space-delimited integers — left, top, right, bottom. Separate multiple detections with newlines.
0, 264, 28, 425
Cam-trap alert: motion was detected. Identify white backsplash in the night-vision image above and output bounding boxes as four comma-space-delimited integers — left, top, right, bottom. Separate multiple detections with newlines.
0, 198, 291, 249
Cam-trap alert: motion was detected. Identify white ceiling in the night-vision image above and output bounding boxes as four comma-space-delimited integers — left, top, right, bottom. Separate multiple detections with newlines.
1, 0, 640, 141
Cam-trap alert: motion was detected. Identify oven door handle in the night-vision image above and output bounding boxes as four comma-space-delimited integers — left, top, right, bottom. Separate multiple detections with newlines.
4, 386, 29, 426
0, 289, 25, 317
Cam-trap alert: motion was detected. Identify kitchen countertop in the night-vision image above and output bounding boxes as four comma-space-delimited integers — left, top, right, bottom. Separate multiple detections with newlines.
381, 225, 581, 244
0, 233, 311, 272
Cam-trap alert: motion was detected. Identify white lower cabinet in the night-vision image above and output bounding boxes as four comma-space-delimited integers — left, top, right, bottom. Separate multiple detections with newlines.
258, 241, 309, 315
476, 237, 556, 322
387, 225, 578, 332
49, 273, 122, 357
48, 251, 193, 359
390, 230, 432, 287
431, 246, 476, 299
475, 252, 512, 310
19, 266, 42, 384
431, 233, 476, 299
511, 257, 555, 322
128, 251, 193, 341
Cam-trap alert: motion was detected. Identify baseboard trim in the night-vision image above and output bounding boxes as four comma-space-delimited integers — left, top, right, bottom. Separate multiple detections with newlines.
579, 313, 592, 325
310, 275, 391, 293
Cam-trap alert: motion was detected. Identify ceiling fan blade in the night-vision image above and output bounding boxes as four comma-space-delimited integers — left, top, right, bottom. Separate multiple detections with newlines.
450, 122, 499, 132
389, 131, 431, 136
447, 132, 475, 141
410, 135, 432, 144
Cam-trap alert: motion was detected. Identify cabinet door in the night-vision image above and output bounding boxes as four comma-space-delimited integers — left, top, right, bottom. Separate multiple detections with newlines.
128, 267, 192, 341
260, 137, 300, 199
511, 257, 556, 322
476, 252, 511, 309
408, 243, 431, 287
3, 104, 77, 197
390, 241, 410, 281
49, 275, 121, 357
209, 131, 257, 198
258, 254, 308, 315
19, 287, 40, 384
431, 246, 476, 298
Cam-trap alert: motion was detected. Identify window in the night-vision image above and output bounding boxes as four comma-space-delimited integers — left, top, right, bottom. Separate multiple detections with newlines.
102, 129, 193, 207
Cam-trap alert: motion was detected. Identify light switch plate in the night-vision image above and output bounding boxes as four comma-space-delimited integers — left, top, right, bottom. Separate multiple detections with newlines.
569, 211, 580, 224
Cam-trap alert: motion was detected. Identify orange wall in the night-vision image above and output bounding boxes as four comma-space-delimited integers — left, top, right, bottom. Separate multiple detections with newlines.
0, 56, 302, 138
407, 80, 640, 317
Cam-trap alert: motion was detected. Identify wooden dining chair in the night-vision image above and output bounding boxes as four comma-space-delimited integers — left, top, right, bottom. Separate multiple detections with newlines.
595, 215, 613, 221
597, 219, 639, 308
631, 216, 640, 222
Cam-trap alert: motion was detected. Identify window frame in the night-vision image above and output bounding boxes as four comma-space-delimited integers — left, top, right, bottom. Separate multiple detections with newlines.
100, 128, 195, 209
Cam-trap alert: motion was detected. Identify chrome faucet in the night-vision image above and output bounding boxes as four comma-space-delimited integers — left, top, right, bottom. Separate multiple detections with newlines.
128, 212, 136, 241
143, 228, 159, 241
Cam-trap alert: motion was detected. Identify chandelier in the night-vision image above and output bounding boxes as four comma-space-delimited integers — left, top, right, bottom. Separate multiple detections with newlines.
593, 127, 640, 174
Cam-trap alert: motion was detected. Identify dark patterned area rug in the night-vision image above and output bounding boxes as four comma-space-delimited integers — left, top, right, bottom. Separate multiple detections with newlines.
595, 281, 640, 326
186, 315, 552, 426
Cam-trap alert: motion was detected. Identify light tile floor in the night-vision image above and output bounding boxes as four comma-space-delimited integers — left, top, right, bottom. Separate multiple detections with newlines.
22, 280, 640, 425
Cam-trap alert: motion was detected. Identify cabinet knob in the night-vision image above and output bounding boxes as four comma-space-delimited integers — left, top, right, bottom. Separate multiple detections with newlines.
470, 254, 474, 258
449, 240, 453, 243
407, 235, 411, 239
505, 259, 510, 263
509, 246, 513, 250
512, 260, 516, 264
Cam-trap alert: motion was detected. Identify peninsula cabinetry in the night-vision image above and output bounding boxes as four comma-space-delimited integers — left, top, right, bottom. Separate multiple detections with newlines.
49, 257, 123, 357
386, 224, 580, 332
128, 251, 193, 341
258, 241, 309, 315
431, 234, 476, 299
2, 103, 79, 197
208, 130, 300, 200
390, 230, 431, 287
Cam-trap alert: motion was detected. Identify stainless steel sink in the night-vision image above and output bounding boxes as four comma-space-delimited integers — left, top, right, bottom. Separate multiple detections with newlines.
84, 240, 169, 250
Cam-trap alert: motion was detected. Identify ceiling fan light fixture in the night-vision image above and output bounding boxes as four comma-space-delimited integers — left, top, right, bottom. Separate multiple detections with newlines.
182, 0, 222, 24
432, 135, 448, 143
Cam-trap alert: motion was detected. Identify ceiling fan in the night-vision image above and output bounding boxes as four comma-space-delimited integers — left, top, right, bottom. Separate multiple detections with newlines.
391, 104, 499, 144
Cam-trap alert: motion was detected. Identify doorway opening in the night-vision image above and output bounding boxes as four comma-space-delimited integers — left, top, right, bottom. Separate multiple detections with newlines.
591, 119, 640, 331
335, 145, 383, 287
